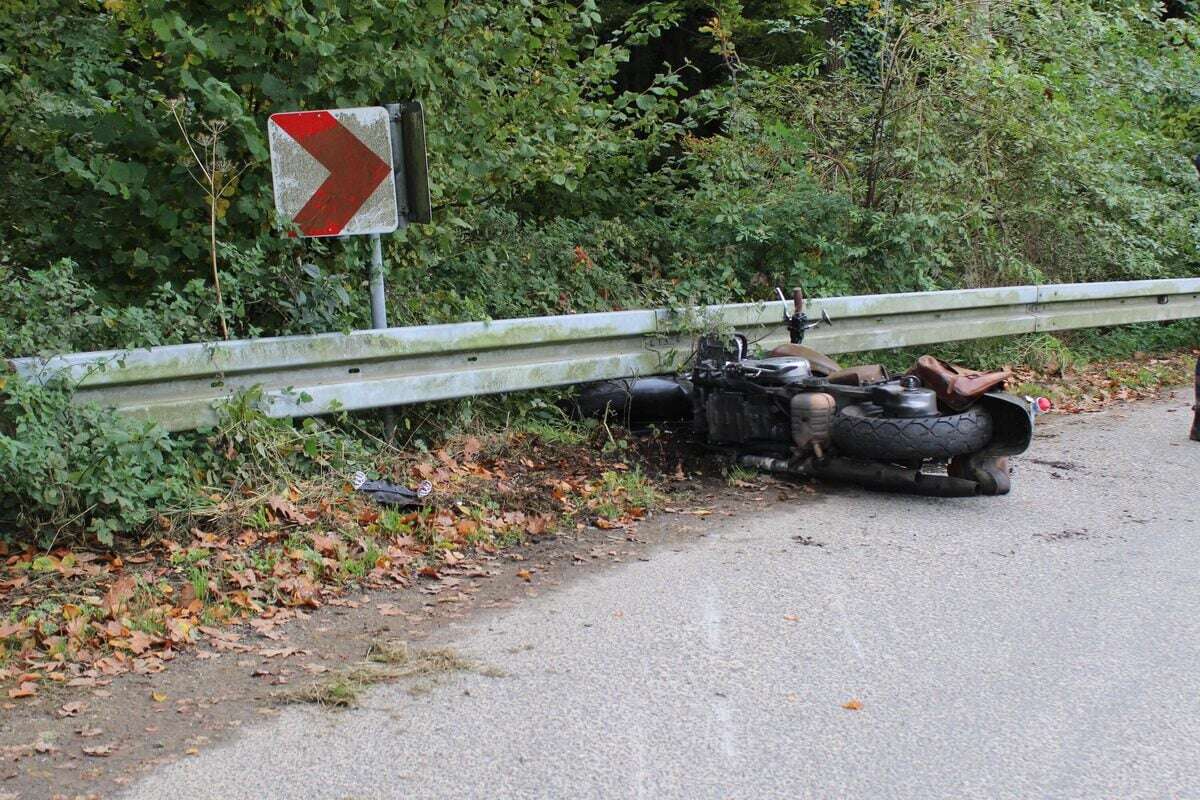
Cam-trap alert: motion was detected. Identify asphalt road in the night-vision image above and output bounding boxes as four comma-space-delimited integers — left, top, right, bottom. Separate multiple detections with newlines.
122, 395, 1200, 800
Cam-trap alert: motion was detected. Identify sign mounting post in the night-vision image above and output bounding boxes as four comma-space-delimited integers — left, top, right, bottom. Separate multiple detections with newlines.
269, 103, 432, 438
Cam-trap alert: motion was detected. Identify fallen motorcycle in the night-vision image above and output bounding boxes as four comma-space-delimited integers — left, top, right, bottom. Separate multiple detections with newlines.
578, 288, 1037, 497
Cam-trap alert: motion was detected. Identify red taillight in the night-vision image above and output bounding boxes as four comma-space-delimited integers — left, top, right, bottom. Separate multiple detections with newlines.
1036, 397, 1052, 413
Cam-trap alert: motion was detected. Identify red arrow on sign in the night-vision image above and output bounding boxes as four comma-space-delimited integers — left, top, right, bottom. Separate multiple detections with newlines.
271, 111, 392, 237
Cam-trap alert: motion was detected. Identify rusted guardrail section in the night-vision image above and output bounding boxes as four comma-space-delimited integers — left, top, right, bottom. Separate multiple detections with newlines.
7, 278, 1199, 432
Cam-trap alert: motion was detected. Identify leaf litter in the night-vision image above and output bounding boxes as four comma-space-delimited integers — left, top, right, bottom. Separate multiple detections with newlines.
1009, 348, 1197, 414
0, 426, 665, 698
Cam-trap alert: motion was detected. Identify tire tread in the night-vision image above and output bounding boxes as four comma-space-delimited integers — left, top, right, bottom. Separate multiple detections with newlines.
832, 407, 993, 461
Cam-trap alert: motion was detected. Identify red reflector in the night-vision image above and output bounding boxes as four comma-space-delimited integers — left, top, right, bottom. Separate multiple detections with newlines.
1036, 397, 1052, 412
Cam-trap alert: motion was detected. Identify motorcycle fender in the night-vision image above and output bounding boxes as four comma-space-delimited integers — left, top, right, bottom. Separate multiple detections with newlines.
977, 391, 1034, 456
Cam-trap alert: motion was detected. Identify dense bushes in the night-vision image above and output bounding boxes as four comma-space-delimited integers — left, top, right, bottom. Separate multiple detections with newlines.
0, 0, 683, 343
1, 0, 1196, 358
0, 377, 192, 545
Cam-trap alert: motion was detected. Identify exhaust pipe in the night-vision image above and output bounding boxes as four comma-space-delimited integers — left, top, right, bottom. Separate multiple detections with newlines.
737, 454, 980, 497
808, 457, 980, 497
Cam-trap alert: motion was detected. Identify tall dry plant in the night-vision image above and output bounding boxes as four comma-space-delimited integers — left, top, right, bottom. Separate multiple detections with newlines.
167, 98, 249, 340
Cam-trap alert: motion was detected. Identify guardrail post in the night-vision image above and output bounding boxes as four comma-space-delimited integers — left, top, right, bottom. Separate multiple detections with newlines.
368, 233, 396, 440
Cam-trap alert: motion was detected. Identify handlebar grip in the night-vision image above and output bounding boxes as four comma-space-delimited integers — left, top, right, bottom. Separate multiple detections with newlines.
792, 287, 804, 315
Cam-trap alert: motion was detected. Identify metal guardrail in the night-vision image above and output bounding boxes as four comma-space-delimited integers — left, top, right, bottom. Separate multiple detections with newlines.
7, 278, 1200, 432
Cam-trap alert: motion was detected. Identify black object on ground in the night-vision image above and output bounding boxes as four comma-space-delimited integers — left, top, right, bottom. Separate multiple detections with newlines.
352, 471, 433, 506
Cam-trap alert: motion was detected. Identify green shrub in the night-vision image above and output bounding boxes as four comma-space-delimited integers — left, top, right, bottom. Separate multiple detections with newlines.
196, 386, 371, 490
0, 377, 193, 546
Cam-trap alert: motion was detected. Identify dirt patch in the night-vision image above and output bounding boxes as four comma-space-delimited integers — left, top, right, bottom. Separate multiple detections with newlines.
274, 641, 491, 708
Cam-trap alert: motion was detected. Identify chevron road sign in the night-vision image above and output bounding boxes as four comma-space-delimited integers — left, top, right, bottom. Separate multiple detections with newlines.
268, 106, 399, 238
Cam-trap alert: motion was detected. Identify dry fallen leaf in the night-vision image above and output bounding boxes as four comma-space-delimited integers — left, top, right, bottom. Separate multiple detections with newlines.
0, 621, 28, 639
842, 698, 863, 711
128, 629, 153, 655
266, 496, 315, 526
377, 604, 406, 617
58, 701, 86, 718
310, 533, 341, 557
83, 744, 114, 757
462, 436, 482, 461
515, 569, 532, 582
783, 614, 799, 622
258, 647, 305, 659
8, 682, 36, 699
151, 691, 168, 703
103, 574, 137, 618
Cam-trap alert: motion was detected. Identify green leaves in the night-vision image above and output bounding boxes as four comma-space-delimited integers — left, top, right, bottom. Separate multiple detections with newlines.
0, 0, 682, 333
0, 0, 1196, 357
0, 377, 192, 547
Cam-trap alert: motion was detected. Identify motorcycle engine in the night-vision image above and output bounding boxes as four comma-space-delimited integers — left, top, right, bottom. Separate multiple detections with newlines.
704, 392, 792, 454
700, 357, 813, 454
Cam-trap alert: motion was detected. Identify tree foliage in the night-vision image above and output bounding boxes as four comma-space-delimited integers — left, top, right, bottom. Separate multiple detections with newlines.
0, 0, 1196, 357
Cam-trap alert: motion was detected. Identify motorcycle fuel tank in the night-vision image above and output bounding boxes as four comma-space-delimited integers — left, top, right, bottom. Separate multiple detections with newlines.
737, 357, 812, 386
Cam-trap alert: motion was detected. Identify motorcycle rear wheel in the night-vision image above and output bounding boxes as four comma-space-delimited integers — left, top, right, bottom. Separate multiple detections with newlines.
832, 406, 993, 461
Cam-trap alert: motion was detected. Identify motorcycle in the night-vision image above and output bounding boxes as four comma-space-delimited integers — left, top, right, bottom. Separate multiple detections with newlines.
578, 288, 1037, 497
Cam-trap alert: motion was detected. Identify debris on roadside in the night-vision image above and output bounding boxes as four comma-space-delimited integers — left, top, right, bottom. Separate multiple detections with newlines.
274, 641, 495, 708
351, 471, 433, 506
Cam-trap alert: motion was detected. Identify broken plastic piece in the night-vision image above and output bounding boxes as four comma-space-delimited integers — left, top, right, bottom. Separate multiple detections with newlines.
351, 471, 433, 506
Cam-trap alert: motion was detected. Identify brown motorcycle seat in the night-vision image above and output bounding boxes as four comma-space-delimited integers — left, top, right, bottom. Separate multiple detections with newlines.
827, 364, 888, 386
908, 355, 1011, 410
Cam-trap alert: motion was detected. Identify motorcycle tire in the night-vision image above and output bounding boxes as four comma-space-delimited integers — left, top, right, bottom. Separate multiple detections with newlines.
831, 406, 993, 461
